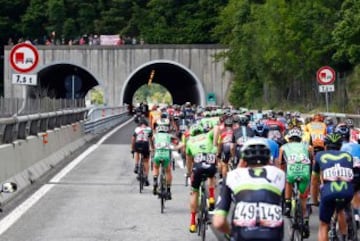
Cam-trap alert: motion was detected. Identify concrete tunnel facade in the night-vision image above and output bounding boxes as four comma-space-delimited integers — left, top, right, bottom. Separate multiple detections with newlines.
29, 60, 206, 106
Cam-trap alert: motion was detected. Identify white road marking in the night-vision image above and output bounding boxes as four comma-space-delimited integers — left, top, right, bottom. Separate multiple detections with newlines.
0, 117, 134, 235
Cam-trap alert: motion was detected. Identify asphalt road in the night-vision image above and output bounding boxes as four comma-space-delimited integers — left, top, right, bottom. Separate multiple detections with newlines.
0, 119, 321, 241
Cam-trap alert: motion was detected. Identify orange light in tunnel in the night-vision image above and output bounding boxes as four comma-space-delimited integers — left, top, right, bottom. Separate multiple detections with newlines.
148, 70, 155, 86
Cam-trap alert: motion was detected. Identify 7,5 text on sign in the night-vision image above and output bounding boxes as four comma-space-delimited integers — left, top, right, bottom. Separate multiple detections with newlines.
12, 74, 37, 86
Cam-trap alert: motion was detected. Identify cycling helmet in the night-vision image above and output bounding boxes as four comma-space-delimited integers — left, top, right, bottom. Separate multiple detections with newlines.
241, 138, 270, 165
190, 124, 203, 136
324, 116, 334, 126
324, 133, 343, 149
254, 122, 267, 137
334, 123, 350, 139
139, 118, 148, 126
345, 118, 354, 128
238, 115, 249, 126
313, 113, 323, 122
224, 117, 233, 127
233, 115, 240, 123
287, 127, 302, 142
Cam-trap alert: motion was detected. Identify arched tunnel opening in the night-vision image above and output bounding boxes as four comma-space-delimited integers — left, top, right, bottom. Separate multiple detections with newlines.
121, 61, 205, 106
28, 63, 98, 99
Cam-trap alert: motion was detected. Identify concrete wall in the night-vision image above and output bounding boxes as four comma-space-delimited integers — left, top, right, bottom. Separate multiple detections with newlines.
0, 122, 94, 204
4, 45, 232, 106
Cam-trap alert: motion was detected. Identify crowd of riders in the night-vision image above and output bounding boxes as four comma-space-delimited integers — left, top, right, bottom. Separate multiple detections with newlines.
130, 102, 360, 241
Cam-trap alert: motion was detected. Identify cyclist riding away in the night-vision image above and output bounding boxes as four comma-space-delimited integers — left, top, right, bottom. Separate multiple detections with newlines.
186, 124, 217, 233
311, 133, 354, 241
131, 118, 154, 186
278, 127, 313, 238
151, 119, 178, 200
213, 138, 286, 241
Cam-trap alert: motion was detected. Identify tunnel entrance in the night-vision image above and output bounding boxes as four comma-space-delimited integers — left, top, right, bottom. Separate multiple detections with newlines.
121, 60, 205, 106
28, 63, 99, 99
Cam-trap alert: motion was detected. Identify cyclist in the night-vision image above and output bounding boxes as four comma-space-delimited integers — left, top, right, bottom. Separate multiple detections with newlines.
186, 124, 217, 233
277, 127, 313, 238
232, 115, 255, 168
253, 122, 279, 165
213, 138, 286, 241
345, 118, 360, 143
339, 124, 360, 224
131, 118, 154, 186
305, 113, 327, 155
265, 111, 286, 146
217, 117, 235, 177
325, 116, 336, 134
311, 133, 354, 241
151, 119, 178, 200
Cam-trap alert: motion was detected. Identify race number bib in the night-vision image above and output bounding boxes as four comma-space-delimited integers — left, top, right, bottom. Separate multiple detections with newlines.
233, 202, 283, 228
268, 130, 281, 141
194, 153, 216, 164
155, 142, 170, 149
354, 157, 360, 168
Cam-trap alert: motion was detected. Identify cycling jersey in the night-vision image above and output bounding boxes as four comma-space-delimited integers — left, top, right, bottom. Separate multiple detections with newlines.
305, 121, 327, 150
341, 142, 360, 191
186, 130, 217, 191
153, 132, 172, 168
281, 142, 311, 194
133, 126, 153, 158
232, 126, 255, 162
149, 110, 161, 130
215, 165, 285, 241
218, 127, 234, 163
313, 150, 354, 223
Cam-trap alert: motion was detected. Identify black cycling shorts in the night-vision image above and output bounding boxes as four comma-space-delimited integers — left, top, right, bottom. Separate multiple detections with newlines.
134, 141, 150, 158
221, 143, 232, 164
191, 162, 217, 191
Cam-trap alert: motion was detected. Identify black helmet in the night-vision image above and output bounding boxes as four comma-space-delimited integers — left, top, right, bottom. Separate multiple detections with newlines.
324, 133, 343, 150
224, 117, 233, 127
241, 139, 270, 165
139, 118, 148, 126
345, 118, 354, 128
238, 115, 249, 126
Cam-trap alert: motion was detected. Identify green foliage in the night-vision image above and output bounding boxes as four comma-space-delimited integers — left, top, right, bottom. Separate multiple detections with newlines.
133, 83, 172, 104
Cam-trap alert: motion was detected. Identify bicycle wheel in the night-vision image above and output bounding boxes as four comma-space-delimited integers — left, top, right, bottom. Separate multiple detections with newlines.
200, 191, 208, 241
290, 198, 303, 241
160, 164, 166, 213
139, 157, 144, 193
347, 207, 359, 241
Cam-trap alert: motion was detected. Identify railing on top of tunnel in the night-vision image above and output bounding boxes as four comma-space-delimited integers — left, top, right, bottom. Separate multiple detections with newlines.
0, 97, 86, 118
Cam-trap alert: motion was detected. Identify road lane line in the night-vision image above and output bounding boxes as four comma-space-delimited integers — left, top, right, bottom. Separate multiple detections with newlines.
0, 117, 134, 235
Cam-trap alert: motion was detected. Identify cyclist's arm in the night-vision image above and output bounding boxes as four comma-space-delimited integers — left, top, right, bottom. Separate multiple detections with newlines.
131, 133, 136, 152
213, 178, 232, 235
277, 147, 284, 170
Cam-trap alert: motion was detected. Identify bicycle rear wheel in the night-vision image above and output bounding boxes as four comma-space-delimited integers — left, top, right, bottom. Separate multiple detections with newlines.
139, 158, 144, 193
290, 199, 303, 241
160, 165, 166, 213
347, 207, 359, 241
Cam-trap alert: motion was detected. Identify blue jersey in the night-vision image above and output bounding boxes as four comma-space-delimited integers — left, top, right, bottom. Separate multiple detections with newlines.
314, 150, 353, 195
341, 142, 360, 169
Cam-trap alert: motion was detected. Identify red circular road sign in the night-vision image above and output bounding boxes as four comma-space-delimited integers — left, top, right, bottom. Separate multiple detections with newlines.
9, 42, 39, 73
317, 66, 336, 85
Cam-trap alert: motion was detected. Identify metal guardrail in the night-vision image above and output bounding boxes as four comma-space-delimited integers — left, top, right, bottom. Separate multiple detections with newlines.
84, 106, 130, 134
0, 109, 89, 144
0, 106, 130, 145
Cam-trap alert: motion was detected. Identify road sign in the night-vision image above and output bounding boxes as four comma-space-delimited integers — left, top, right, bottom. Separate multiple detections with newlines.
319, 84, 335, 92
9, 43, 39, 73
12, 73, 37, 86
317, 66, 335, 85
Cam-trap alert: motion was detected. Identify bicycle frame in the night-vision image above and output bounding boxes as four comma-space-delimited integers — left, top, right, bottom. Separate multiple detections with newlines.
289, 180, 305, 241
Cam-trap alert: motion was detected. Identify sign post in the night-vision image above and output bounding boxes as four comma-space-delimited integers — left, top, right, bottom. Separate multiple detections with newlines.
317, 66, 336, 112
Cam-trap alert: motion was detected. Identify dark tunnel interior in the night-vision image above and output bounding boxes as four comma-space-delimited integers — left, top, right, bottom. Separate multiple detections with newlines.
25, 62, 203, 106
122, 63, 202, 105
28, 64, 98, 99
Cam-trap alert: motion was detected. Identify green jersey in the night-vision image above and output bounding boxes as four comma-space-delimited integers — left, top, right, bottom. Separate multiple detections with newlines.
153, 132, 172, 168
186, 130, 217, 159
282, 142, 311, 193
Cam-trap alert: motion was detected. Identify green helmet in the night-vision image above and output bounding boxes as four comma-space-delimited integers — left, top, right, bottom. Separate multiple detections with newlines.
324, 133, 343, 150
190, 124, 203, 136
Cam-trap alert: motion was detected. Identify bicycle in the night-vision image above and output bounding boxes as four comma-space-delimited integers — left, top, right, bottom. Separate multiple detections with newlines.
137, 153, 145, 193
197, 174, 210, 241
328, 203, 359, 241
157, 151, 171, 213
288, 178, 311, 241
